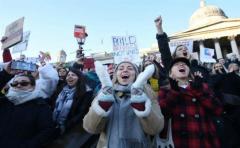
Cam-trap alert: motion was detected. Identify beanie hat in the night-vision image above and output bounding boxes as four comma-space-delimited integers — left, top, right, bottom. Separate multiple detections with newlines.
169, 57, 190, 70
112, 61, 139, 84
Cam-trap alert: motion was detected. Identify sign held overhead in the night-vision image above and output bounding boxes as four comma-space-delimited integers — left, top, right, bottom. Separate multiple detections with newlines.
1, 17, 24, 50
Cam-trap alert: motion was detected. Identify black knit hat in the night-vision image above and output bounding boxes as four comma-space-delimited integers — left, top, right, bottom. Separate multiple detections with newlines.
169, 57, 190, 70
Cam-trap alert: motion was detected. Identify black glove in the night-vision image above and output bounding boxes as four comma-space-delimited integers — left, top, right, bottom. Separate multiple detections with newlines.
191, 75, 204, 89
169, 78, 179, 91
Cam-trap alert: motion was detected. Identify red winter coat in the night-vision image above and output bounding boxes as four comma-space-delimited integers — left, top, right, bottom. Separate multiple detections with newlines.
158, 84, 222, 148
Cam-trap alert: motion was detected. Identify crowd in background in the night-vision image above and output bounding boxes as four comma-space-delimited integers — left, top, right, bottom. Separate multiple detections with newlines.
0, 16, 239, 148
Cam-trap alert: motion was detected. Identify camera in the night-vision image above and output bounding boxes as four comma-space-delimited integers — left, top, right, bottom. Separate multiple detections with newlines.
11, 61, 37, 72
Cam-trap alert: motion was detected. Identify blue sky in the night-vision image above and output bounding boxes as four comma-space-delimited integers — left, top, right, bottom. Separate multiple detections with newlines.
0, 0, 239, 62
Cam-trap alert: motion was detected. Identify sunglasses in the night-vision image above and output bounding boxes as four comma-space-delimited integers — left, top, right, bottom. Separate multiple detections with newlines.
10, 81, 31, 87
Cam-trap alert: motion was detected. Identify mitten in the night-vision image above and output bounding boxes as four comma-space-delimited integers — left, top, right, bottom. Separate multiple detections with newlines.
130, 88, 151, 117
169, 78, 179, 91
130, 64, 154, 117
93, 61, 114, 116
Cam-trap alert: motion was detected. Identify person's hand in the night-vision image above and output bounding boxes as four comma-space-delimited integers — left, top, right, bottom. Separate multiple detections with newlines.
130, 87, 151, 117
191, 71, 204, 89
94, 61, 114, 113
169, 77, 179, 91
154, 16, 164, 34
3, 61, 18, 75
97, 86, 114, 112
1, 36, 7, 43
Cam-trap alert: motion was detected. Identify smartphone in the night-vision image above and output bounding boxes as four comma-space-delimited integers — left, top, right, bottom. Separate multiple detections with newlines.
11, 61, 37, 72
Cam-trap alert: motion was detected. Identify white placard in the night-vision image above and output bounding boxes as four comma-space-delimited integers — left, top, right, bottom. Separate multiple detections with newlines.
112, 35, 140, 65
12, 31, 30, 53
200, 48, 216, 63
169, 40, 193, 54
1, 17, 24, 50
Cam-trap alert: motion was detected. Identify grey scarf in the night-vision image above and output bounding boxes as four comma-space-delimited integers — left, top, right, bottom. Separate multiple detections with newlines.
106, 84, 150, 148
53, 86, 76, 126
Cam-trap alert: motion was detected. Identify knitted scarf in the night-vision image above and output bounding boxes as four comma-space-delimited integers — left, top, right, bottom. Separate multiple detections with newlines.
6, 87, 40, 105
106, 84, 150, 148
53, 86, 76, 126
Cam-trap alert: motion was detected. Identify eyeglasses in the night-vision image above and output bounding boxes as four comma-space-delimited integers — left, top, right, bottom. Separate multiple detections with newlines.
10, 81, 31, 87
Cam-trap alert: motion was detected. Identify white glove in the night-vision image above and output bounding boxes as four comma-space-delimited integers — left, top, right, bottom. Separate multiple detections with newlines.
94, 61, 112, 88
94, 61, 115, 116
130, 64, 154, 117
132, 64, 155, 89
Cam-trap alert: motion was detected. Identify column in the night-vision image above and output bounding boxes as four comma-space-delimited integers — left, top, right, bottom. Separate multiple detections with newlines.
199, 40, 205, 62
229, 36, 240, 59
199, 40, 205, 51
213, 38, 223, 59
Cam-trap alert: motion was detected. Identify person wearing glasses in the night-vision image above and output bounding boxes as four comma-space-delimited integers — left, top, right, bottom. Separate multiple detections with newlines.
0, 63, 55, 148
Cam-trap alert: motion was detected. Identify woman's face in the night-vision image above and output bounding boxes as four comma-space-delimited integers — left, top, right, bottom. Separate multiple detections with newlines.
170, 62, 190, 80
66, 71, 79, 87
11, 76, 34, 91
58, 68, 67, 77
175, 45, 190, 59
116, 62, 136, 85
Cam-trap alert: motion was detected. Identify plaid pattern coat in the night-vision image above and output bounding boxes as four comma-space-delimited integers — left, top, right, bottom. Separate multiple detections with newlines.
158, 84, 222, 148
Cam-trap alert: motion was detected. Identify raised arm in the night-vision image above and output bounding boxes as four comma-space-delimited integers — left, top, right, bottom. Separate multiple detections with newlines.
155, 16, 173, 72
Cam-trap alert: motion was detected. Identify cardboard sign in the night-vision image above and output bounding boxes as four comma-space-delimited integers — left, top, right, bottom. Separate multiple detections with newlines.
169, 40, 193, 54
112, 35, 140, 64
74, 25, 86, 39
84, 58, 94, 69
12, 31, 30, 53
1, 17, 24, 50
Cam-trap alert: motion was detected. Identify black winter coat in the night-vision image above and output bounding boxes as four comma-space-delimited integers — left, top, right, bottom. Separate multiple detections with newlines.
0, 70, 55, 148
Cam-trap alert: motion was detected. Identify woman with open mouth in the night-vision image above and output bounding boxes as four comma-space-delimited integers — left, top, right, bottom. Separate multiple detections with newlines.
50, 68, 94, 148
158, 57, 222, 148
83, 61, 164, 148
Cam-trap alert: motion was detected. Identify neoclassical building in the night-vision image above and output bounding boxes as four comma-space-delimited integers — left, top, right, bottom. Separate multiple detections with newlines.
93, 0, 240, 63
141, 0, 240, 59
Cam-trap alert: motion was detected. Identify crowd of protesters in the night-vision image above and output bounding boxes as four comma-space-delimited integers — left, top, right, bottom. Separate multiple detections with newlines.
0, 15, 239, 148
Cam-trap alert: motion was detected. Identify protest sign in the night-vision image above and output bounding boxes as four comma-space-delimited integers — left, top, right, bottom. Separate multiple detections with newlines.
12, 31, 30, 53
169, 40, 193, 54
74, 25, 86, 39
112, 35, 140, 64
191, 52, 199, 61
1, 17, 24, 50
200, 48, 216, 63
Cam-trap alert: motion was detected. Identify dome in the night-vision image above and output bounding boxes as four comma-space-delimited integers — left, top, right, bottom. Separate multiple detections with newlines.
189, 4, 228, 29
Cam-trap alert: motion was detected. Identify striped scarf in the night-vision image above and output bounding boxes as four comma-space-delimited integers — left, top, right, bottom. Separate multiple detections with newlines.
53, 86, 76, 126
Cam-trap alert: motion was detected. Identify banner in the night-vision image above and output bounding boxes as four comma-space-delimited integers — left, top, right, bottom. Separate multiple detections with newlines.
169, 40, 193, 54
12, 31, 30, 53
1, 17, 24, 50
112, 35, 140, 64
200, 48, 216, 63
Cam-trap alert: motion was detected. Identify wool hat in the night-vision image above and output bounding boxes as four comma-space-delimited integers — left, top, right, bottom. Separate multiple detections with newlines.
112, 61, 139, 85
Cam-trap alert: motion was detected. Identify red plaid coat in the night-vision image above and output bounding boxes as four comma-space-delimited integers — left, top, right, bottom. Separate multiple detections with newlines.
158, 84, 222, 148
